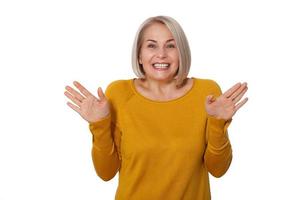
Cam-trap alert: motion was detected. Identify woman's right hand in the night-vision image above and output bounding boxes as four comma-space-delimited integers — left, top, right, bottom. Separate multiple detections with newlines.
64, 81, 111, 123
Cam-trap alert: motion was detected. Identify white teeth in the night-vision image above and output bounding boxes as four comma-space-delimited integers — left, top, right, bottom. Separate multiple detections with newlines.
153, 63, 170, 68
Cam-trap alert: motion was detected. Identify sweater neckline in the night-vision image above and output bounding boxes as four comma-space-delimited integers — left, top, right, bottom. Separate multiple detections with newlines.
130, 77, 197, 104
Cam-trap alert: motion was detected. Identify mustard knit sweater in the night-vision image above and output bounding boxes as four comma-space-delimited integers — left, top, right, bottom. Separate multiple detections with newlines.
89, 77, 232, 200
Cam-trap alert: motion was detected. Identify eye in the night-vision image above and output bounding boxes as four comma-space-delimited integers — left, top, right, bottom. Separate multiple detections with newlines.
166, 44, 176, 48
147, 44, 156, 48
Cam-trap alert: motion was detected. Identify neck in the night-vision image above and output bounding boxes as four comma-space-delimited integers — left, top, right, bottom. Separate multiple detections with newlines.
141, 77, 188, 95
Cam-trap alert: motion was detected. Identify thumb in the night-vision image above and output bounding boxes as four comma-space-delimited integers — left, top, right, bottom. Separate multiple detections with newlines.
97, 87, 105, 100
206, 95, 214, 104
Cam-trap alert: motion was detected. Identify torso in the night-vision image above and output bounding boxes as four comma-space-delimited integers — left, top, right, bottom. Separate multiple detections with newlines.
133, 77, 194, 102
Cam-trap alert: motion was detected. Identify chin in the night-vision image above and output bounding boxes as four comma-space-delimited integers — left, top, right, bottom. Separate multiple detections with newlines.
146, 74, 177, 81
142, 65, 178, 81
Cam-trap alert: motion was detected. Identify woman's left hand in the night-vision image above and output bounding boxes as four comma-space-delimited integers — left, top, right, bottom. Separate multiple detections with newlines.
205, 82, 248, 121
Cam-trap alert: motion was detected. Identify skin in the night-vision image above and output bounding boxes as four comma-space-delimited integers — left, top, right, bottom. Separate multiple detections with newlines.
64, 22, 248, 123
205, 82, 248, 120
64, 81, 110, 123
135, 22, 195, 101
137, 22, 182, 98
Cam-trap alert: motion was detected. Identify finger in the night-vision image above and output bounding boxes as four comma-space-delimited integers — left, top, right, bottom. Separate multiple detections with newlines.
97, 87, 106, 100
206, 95, 215, 103
206, 95, 213, 101
64, 91, 82, 107
73, 81, 94, 98
65, 85, 85, 102
230, 82, 247, 100
233, 86, 248, 104
234, 97, 248, 112
66, 102, 81, 114
223, 82, 242, 98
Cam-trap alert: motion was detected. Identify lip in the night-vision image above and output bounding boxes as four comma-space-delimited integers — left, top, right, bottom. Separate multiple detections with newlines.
153, 67, 169, 71
152, 63, 170, 71
152, 62, 170, 65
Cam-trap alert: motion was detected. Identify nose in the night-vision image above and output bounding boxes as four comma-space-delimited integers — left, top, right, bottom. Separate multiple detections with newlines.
156, 47, 167, 58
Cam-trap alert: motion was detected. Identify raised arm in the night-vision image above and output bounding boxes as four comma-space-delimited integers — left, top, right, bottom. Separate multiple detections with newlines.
89, 112, 121, 181
204, 81, 248, 177
64, 81, 121, 181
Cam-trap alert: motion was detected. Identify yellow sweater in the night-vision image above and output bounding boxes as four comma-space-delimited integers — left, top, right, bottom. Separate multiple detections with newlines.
89, 77, 232, 200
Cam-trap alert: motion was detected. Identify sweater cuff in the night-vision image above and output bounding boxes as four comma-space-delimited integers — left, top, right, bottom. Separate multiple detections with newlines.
208, 116, 232, 129
89, 113, 112, 129
207, 116, 232, 150
89, 113, 113, 149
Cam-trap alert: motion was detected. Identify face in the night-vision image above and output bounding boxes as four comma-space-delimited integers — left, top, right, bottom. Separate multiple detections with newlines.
138, 22, 179, 82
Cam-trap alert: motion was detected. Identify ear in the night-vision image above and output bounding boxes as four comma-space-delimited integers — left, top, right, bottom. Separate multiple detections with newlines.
138, 56, 142, 64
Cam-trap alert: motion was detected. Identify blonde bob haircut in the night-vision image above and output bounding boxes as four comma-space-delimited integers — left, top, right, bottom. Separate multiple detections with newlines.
132, 16, 191, 88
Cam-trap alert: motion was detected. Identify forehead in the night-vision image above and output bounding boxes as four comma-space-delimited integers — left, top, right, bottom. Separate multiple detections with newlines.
142, 22, 174, 41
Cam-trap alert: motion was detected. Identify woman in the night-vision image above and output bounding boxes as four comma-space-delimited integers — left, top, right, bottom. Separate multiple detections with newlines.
64, 16, 248, 200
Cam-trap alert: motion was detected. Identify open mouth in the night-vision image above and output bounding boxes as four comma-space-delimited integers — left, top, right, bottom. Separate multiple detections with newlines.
152, 63, 170, 70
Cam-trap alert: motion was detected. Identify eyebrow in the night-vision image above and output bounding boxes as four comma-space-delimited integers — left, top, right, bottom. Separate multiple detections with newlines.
146, 39, 175, 43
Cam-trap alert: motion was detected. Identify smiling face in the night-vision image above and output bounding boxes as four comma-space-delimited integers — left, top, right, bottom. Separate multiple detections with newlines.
138, 22, 179, 82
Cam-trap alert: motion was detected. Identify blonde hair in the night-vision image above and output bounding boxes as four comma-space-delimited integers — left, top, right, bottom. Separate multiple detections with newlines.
131, 16, 191, 88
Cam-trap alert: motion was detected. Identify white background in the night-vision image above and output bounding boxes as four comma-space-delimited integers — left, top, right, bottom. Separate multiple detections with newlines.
1, 0, 299, 199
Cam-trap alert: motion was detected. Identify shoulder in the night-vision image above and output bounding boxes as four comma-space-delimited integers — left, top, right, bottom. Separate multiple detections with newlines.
194, 77, 221, 89
104, 78, 134, 104
105, 79, 131, 96
193, 77, 222, 95
106, 79, 129, 91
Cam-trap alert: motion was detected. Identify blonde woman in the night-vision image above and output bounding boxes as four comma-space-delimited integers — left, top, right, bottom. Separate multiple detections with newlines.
64, 16, 248, 200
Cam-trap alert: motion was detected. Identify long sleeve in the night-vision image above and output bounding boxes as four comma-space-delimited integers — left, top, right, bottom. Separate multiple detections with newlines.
86, 78, 236, 199
89, 112, 122, 181
204, 81, 233, 178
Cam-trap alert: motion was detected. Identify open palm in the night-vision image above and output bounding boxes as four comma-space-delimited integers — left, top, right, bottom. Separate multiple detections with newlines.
205, 82, 248, 121
64, 81, 111, 123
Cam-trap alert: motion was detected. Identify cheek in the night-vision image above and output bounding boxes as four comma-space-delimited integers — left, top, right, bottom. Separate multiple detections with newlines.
170, 52, 180, 64
139, 50, 154, 63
